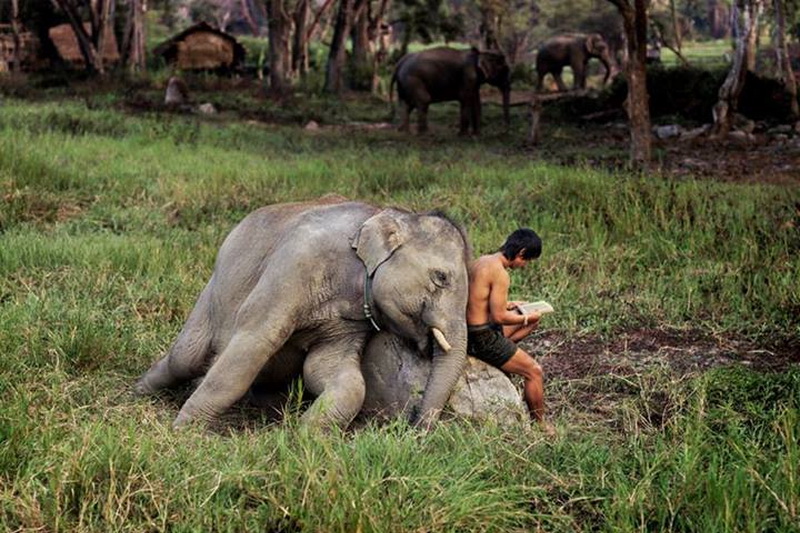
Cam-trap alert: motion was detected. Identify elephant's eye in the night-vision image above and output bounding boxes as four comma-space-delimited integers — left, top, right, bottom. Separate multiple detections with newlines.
430, 269, 450, 288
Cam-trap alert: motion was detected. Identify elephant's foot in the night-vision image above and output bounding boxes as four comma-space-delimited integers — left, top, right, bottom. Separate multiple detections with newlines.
133, 357, 180, 395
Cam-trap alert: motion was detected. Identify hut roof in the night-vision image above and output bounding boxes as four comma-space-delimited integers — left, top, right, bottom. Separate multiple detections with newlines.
48, 23, 120, 64
153, 21, 246, 70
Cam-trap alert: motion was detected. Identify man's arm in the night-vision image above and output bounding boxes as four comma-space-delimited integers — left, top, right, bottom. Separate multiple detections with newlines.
488, 269, 540, 326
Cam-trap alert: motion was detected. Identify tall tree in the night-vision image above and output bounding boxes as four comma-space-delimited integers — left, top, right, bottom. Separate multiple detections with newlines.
607, 0, 652, 167
265, 0, 292, 94
324, 0, 355, 93
121, 0, 146, 72
773, 0, 798, 117
713, 0, 763, 135
10, 0, 21, 72
349, 0, 391, 91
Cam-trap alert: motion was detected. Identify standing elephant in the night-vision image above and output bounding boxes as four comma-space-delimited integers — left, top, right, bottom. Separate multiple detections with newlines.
391, 46, 511, 135
535, 33, 614, 92
135, 196, 471, 429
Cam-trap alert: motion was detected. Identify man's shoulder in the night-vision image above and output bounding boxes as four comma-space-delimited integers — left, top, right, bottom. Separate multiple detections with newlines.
472, 254, 508, 281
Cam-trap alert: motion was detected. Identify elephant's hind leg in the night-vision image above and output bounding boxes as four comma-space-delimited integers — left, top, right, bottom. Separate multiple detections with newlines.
301, 341, 366, 428
399, 102, 413, 132
135, 284, 214, 395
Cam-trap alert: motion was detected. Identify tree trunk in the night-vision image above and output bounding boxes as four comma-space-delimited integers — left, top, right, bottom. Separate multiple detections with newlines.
773, 0, 798, 117
744, 2, 763, 71
669, 0, 682, 53
349, 0, 372, 90
241, 0, 261, 36
325, 0, 355, 93
292, 0, 310, 77
266, 0, 293, 95
11, 0, 21, 72
713, 0, 761, 135
608, 0, 652, 167
91, 0, 112, 68
52, 0, 105, 74
121, 0, 146, 72
306, 0, 337, 42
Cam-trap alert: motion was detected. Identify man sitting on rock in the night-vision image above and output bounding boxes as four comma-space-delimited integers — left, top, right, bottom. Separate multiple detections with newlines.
466, 228, 554, 434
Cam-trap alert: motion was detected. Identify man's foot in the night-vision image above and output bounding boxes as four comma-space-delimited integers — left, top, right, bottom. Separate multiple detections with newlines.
539, 421, 556, 438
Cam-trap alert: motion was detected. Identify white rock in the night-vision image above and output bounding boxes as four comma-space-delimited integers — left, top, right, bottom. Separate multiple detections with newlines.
197, 102, 217, 114
654, 124, 681, 139
361, 332, 526, 425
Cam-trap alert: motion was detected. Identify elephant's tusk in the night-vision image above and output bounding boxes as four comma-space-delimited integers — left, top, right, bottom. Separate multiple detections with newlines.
431, 328, 452, 353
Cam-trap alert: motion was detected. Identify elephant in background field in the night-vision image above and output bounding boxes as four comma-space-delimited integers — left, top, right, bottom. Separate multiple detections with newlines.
536, 33, 614, 92
135, 196, 471, 429
391, 46, 511, 135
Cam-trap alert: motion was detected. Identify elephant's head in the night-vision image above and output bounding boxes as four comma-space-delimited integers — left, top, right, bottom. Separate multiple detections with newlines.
585, 33, 613, 85
352, 209, 470, 425
472, 48, 511, 127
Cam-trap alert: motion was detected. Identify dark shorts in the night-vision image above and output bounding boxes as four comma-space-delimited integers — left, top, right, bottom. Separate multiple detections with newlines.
467, 323, 517, 369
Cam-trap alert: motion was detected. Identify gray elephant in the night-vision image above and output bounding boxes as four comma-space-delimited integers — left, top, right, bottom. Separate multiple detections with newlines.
391, 46, 511, 135
135, 196, 470, 429
535, 33, 614, 92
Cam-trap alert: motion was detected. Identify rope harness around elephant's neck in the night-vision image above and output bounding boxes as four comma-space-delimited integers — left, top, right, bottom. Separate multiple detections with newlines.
363, 266, 381, 332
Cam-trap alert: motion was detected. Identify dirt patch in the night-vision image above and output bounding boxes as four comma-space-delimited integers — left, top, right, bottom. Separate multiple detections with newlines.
527, 328, 800, 382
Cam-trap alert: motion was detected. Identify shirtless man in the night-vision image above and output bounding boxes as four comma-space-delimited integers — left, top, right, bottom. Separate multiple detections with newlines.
466, 228, 552, 432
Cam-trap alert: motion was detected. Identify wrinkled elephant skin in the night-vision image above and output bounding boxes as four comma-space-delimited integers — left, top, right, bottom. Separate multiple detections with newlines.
135, 197, 470, 430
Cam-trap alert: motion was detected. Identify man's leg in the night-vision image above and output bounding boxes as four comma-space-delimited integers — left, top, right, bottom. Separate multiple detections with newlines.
500, 348, 550, 429
503, 322, 538, 343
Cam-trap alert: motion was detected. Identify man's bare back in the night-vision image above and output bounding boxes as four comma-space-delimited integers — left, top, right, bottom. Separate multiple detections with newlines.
465, 230, 554, 433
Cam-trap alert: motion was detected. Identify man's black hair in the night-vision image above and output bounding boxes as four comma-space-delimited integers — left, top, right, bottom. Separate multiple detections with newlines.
499, 228, 542, 260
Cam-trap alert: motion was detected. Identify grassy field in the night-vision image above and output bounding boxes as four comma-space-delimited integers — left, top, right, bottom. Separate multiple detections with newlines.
0, 91, 798, 532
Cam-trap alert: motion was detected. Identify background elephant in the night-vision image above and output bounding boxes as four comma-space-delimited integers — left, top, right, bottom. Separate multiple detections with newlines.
135, 197, 471, 429
391, 46, 511, 135
535, 33, 614, 92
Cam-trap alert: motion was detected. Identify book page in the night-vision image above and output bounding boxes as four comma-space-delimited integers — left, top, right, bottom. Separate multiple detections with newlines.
515, 300, 554, 315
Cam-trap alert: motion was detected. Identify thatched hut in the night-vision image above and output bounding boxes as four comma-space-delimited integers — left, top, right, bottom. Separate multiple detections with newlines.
48, 23, 120, 66
153, 22, 245, 71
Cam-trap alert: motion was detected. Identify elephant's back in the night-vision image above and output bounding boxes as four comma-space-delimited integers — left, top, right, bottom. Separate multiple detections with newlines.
397, 47, 467, 76
221, 200, 376, 262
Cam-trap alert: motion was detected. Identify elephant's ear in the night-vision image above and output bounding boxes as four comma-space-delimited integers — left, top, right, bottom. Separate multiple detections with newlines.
352, 210, 409, 275
585, 34, 602, 55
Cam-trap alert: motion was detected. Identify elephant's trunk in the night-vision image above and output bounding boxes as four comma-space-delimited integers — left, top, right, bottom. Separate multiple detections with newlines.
415, 321, 467, 428
600, 55, 613, 86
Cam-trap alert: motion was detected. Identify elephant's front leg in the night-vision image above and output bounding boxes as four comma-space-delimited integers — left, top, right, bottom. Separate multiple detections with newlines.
173, 329, 288, 427
459, 102, 470, 135
471, 94, 481, 135
302, 338, 366, 428
552, 68, 568, 92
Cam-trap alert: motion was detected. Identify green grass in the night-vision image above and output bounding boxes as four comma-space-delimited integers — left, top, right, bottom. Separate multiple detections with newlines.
0, 94, 798, 531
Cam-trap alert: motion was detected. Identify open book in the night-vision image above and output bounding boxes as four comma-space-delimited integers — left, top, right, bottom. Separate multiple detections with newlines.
515, 300, 554, 315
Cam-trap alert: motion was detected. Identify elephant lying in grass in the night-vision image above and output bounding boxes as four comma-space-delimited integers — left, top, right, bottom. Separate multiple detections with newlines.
135, 196, 471, 429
